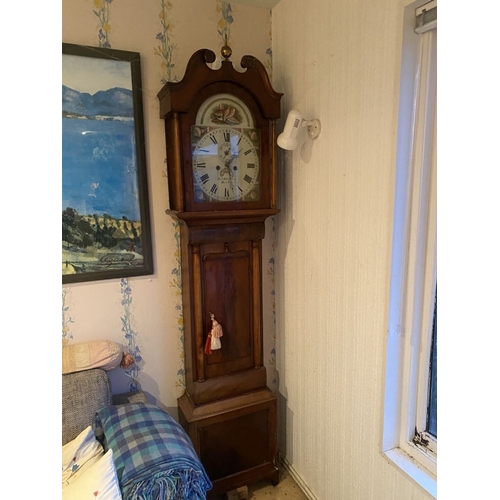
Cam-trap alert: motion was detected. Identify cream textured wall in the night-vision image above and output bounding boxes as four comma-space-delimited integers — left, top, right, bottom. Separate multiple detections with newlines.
272, 0, 431, 498
62, 0, 276, 416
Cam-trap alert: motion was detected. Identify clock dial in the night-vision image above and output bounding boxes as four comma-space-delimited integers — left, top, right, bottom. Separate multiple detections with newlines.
192, 126, 260, 202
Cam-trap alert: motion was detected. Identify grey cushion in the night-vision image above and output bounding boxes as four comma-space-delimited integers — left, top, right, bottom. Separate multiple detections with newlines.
62, 369, 111, 445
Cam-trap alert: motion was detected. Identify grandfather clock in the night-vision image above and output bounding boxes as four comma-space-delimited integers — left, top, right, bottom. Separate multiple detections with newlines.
158, 46, 282, 496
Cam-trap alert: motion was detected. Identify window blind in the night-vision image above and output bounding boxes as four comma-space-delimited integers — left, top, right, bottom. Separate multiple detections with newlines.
415, 0, 437, 34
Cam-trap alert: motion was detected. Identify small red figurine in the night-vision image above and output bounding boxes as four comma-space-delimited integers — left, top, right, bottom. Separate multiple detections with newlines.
204, 313, 224, 355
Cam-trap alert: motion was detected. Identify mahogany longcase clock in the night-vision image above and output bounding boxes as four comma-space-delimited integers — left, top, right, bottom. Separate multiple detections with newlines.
158, 46, 282, 496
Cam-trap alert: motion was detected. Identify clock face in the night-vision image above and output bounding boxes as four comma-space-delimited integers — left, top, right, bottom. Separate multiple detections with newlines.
192, 126, 261, 202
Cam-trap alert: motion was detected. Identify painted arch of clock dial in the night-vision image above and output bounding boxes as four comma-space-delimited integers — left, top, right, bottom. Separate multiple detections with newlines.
195, 93, 255, 128
192, 126, 261, 202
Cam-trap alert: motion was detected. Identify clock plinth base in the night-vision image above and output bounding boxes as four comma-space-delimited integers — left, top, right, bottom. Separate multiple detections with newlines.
178, 388, 279, 497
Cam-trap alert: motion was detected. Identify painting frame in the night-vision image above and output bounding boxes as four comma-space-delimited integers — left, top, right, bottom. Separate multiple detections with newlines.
62, 43, 153, 284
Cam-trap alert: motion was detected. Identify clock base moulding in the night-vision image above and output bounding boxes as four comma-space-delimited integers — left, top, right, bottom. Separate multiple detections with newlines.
178, 388, 279, 498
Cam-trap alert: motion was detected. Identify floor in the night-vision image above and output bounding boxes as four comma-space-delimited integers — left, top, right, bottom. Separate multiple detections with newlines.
212, 469, 309, 500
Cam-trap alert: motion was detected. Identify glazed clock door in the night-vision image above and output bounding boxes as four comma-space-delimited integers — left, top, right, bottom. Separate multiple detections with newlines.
191, 93, 262, 204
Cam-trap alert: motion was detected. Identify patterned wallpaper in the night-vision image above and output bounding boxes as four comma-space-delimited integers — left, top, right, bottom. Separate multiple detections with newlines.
62, 0, 277, 411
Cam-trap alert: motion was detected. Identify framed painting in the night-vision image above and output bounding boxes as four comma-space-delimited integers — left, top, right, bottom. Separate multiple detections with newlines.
62, 43, 153, 284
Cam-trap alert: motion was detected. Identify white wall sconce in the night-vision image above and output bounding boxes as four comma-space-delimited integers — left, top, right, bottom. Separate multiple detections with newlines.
277, 109, 321, 150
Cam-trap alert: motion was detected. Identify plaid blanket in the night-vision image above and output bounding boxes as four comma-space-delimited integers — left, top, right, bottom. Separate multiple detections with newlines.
94, 403, 212, 500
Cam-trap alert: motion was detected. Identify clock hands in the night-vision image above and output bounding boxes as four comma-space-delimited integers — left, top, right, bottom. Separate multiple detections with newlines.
193, 127, 258, 201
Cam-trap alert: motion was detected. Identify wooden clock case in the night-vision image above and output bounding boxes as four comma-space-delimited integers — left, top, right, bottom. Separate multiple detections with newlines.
158, 48, 282, 496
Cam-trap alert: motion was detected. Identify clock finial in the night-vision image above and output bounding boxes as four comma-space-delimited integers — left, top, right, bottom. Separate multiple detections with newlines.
221, 34, 232, 60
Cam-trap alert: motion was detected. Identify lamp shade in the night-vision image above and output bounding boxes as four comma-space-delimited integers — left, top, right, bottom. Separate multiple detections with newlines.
277, 133, 298, 150
276, 109, 303, 150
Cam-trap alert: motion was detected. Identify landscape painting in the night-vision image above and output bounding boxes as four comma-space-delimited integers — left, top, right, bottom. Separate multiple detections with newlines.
62, 43, 153, 284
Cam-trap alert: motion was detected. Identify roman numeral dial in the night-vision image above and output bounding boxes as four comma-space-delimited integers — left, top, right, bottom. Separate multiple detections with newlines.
192, 126, 260, 202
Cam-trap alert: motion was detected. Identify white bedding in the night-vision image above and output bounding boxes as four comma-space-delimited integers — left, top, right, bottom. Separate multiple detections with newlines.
62, 425, 122, 500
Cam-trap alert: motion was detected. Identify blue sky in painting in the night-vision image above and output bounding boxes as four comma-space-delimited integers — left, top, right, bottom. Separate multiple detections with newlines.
62, 117, 140, 221
62, 54, 140, 221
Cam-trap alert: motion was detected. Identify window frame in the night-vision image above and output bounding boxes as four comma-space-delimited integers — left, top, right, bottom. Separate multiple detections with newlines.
381, 0, 437, 497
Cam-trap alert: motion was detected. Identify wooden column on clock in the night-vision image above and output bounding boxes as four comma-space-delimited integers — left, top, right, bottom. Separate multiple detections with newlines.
157, 47, 282, 496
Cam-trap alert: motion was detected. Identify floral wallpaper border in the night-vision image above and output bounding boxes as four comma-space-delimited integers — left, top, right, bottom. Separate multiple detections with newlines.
62, 288, 74, 346
217, 0, 234, 45
170, 220, 186, 391
155, 0, 178, 85
120, 278, 142, 391
93, 0, 113, 48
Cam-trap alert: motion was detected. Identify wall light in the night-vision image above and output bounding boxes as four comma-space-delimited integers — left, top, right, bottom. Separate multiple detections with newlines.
277, 109, 321, 150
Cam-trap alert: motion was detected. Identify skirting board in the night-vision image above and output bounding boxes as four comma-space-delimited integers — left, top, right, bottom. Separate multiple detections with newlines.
279, 454, 319, 500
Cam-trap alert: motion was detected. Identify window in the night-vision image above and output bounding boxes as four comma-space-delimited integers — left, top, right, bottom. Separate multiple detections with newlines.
426, 290, 437, 438
382, 0, 437, 497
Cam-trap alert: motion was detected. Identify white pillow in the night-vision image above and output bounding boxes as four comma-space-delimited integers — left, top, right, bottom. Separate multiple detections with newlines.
62, 426, 104, 487
62, 449, 122, 500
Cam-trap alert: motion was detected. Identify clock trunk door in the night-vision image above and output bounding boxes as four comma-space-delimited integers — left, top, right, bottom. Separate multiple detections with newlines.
181, 221, 267, 406
202, 240, 254, 378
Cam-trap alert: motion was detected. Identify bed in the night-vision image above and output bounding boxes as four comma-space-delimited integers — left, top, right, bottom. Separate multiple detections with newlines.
62, 367, 212, 499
